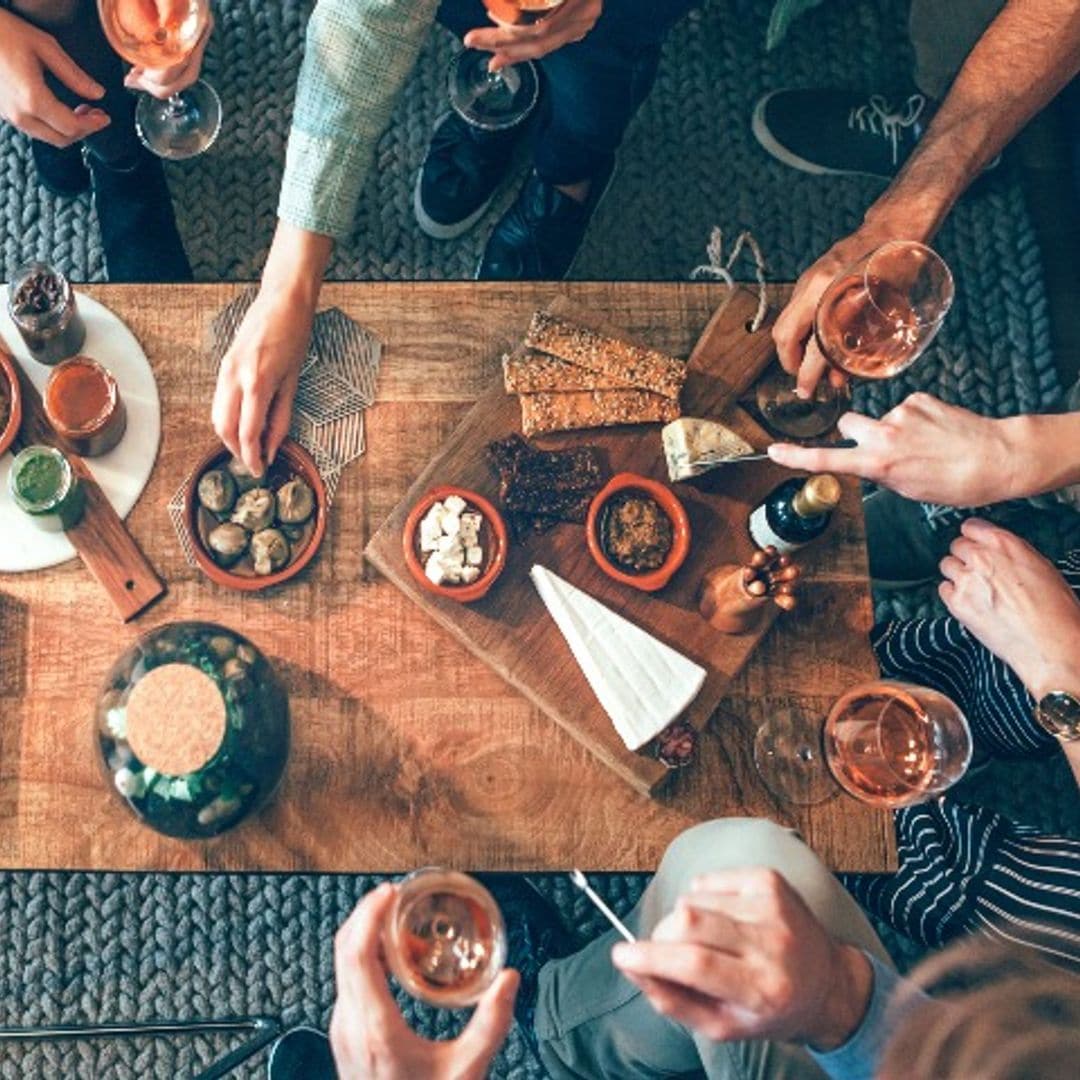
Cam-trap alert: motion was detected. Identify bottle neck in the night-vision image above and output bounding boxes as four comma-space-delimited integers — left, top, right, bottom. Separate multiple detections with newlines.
790, 475, 840, 518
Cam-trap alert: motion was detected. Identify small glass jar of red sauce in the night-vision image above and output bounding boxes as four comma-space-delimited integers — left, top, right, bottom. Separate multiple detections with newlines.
44, 356, 127, 458
7, 261, 86, 366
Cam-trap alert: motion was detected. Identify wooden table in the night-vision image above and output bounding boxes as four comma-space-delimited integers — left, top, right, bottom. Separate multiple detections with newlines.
0, 283, 896, 874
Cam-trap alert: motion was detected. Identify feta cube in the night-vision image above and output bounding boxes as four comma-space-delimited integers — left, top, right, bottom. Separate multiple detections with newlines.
461, 566, 480, 584
466, 546, 483, 566
423, 503, 444, 528
460, 512, 482, 532
419, 518, 442, 552
444, 494, 467, 516
424, 555, 447, 585
437, 534, 459, 554
441, 513, 461, 538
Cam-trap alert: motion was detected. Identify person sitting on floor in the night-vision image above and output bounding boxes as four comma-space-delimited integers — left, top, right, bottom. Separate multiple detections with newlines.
280, 811, 1079, 1079
0, 0, 199, 281
756, 0, 1080, 587
211, 0, 701, 478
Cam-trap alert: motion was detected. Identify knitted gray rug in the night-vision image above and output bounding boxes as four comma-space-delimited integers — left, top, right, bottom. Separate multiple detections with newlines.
0, 0, 1074, 1076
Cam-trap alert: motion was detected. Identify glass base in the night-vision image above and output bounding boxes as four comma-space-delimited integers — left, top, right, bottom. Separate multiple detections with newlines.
136, 79, 222, 161
755, 366, 847, 439
753, 709, 838, 806
447, 51, 539, 131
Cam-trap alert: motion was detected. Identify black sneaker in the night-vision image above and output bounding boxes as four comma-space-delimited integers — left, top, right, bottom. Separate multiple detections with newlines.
266, 1025, 335, 1080
865, 487, 958, 590
477, 162, 614, 281
753, 88, 931, 180
478, 874, 577, 1063
88, 147, 193, 282
414, 112, 529, 240
31, 140, 91, 198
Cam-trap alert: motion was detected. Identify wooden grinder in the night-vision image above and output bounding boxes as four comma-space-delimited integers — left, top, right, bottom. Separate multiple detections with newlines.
699, 546, 800, 635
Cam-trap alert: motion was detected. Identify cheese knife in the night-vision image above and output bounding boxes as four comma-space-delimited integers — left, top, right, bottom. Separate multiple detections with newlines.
691, 437, 858, 468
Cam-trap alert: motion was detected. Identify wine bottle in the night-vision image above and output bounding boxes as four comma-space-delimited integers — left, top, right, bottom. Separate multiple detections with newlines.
748, 474, 841, 554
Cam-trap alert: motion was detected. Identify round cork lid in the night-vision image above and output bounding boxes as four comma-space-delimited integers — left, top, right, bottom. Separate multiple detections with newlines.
125, 663, 227, 776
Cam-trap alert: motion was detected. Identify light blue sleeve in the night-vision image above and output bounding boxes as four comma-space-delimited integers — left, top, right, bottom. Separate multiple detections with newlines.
808, 953, 931, 1080
277, 0, 440, 239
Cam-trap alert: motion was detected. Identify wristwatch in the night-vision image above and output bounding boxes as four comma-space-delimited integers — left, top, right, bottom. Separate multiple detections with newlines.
1035, 691, 1080, 742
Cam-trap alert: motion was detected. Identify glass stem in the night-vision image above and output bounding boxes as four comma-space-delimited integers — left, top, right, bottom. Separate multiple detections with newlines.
164, 92, 189, 119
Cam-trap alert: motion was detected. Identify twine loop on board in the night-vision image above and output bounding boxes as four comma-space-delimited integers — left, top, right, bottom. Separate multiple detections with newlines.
690, 227, 769, 333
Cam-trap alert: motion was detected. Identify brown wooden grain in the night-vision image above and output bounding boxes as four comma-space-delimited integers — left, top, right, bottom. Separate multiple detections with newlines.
6, 344, 166, 622
0, 283, 895, 874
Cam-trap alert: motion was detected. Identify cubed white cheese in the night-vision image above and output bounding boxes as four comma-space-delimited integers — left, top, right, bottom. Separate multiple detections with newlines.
460, 512, 482, 532
461, 566, 480, 584
424, 555, 447, 585
424, 503, 444, 527
465, 546, 483, 566
419, 517, 442, 552
437, 534, 460, 554
441, 513, 461, 538
444, 494, 467, 516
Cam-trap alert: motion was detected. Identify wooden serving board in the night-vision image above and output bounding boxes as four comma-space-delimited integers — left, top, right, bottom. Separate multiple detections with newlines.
9, 353, 165, 622
366, 287, 862, 795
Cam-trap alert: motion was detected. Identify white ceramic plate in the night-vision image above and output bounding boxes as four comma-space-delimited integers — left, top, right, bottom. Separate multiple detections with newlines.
0, 291, 161, 573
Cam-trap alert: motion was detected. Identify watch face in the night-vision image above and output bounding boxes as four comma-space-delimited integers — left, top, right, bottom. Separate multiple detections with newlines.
1039, 692, 1080, 740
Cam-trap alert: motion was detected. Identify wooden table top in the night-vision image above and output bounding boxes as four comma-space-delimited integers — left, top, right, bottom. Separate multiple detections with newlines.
0, 282, 896, 874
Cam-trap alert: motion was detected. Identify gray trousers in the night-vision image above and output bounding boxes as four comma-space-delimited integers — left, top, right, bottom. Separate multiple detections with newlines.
535, 819, 892, 1080
910, 0, 1007, 99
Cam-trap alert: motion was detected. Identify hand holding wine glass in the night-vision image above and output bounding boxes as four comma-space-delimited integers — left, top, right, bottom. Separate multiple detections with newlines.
123, 7, 212, 100
464, 0, 603, 70
97, 0, 221, 159
328, 882, 518, 1080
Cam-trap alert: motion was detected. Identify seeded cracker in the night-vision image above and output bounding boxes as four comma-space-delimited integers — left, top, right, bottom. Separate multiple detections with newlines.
524, 311, 687, 401
520, 389, 681, 436
503, 346, 634, 394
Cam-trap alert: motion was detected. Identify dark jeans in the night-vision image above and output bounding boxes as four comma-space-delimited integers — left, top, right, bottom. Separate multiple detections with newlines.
8, 0, 139, 165
436, 0, 698, 184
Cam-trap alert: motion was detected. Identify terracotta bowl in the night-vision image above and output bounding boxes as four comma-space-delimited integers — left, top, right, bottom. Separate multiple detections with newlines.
184, 439, 328, 592
586, 473, 691, 592
0, 349, 23, 458
403, 485, 508, 603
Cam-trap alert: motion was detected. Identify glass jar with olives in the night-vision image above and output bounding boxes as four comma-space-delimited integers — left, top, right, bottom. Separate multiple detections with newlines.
95, 622, 290, 839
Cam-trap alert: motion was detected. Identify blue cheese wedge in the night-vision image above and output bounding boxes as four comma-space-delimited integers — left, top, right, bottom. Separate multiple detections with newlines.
530, 565, 706, 750
662, 418, 754, 482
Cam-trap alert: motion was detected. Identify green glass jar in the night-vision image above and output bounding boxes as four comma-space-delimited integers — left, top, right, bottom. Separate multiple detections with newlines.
8, 444, 85, 531
95, 622, 290, 839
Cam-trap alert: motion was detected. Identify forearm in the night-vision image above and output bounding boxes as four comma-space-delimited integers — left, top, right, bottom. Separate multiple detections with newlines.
864, 0, 1080, 240
261, 220, 333, 309
278, 0, 438, 239
998, 412, 1080, 499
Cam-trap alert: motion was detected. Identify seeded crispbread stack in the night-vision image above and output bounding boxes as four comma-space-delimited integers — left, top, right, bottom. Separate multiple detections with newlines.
503, 298, 687, 435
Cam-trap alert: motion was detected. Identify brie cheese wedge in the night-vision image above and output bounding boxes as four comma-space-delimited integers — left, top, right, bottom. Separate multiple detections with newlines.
662, 418, 754, 482
530, 565, 706, 750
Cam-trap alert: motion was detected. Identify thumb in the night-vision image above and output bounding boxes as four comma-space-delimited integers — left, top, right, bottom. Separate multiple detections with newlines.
454, 969, 518, 1071
39, 38, 104, 100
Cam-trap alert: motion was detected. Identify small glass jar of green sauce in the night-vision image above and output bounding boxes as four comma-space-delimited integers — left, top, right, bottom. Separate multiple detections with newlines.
8, 444, 86, 531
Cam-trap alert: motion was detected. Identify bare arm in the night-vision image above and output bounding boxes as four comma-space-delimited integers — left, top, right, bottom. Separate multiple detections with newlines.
774, 0, 1080, 392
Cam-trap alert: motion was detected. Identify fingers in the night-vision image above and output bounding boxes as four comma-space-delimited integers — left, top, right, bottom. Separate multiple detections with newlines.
237, 381, 272, 478
651, 899, 746, 955
39, 37, 104, 100
37, 94, 109, 141
455, 969, 519, 1069
796, 336, 830, 400
211, 369, 243, 463
766, 411, 878, 477
333, 883, 407, 1033
771, 287, 814, 375
264, 377, 296, 469
612, 940, 742, 1000
622, 971, 745, 1040
126, 15, 211, 97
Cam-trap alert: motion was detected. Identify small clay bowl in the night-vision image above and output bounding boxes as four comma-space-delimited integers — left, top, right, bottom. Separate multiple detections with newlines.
586, 473, 691, 592
0, 349, 23, 457
403, 485, 508, 603
184, 439, 328, 593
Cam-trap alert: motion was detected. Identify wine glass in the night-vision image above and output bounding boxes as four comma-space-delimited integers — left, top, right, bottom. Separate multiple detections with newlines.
815, 240, 954, 380
98, 0, 222, 160
383, 868, 507, 1008
753, 680, 972, 808
447, 0, 566, 131
755, 240, 953, 438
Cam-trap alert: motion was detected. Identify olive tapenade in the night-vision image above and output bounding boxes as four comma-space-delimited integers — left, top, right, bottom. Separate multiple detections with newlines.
600, 491, 674, 574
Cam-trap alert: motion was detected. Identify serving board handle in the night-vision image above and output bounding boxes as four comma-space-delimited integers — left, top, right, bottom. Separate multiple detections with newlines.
8, 350, 166, 622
